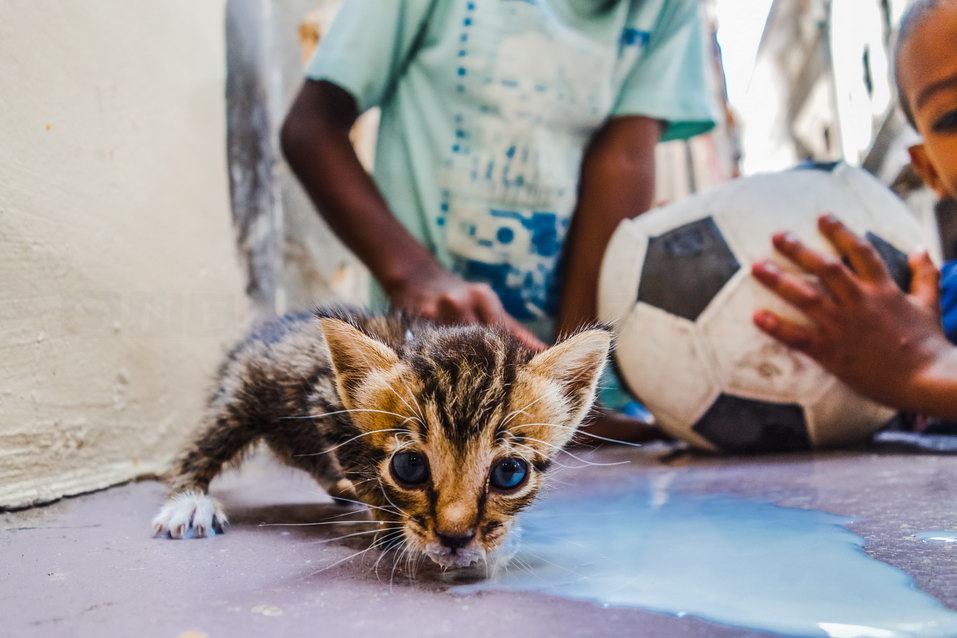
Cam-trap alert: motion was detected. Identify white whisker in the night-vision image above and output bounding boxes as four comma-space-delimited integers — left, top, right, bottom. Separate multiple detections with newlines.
509, 442, 585, 470
306, 507, 378, 522
498, 395, 547, 430
512, 435, 630, 467
391, 539, 414, 587
280, 407, 423, 426
511, 422, 644, 447
395, 374, 426, 424
387, 384, 425, 430
259, 520, 402, 527
326, 495, 402, 516
306, 531, 404, 576
376, 475, 409, 517
373, 533, 406, 578
295, 428, 412, 457
522, 549, 584, 578
305, 526, 405, 545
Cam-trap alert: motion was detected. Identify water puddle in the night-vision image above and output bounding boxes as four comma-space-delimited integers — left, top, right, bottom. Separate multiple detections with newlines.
456, 480, 957, 637
915, 531, 957, 544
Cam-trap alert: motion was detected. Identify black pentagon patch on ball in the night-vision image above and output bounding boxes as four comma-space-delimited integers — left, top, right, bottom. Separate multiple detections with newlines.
865, 232, 911, 292
637, 217, 740, 321
693, 394, 811, 453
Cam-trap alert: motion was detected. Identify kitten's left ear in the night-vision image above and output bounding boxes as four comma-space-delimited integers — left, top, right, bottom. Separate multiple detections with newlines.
527, 328, 611, 422
320, 318, 400, 411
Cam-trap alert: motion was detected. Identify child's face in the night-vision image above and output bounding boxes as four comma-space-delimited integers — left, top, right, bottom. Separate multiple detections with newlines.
899, 2, 957, 200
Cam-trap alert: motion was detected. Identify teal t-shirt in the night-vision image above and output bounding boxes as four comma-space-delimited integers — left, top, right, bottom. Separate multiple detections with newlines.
307, 0, 716, 338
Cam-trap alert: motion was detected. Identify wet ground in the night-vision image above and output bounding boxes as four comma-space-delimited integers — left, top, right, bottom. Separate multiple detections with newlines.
3, 438, 957, 638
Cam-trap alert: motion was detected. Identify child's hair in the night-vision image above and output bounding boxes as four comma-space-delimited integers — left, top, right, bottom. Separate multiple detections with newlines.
894, 0, 952, 128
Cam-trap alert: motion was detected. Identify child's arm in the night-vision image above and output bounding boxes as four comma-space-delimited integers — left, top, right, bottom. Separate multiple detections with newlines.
281, 81, 542, 349
555, 115, 662, 337
752, 214, 957, 419
554, 116, 664, 442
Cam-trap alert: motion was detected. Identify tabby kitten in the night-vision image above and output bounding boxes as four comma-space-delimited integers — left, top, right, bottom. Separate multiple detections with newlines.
152, 308, 610, 569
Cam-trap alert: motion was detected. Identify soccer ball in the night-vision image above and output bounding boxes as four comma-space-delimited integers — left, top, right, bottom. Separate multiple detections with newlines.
597, 163, 925, 452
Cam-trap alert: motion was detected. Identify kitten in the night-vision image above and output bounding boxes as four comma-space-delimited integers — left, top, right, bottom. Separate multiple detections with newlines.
152, 308, 610, 570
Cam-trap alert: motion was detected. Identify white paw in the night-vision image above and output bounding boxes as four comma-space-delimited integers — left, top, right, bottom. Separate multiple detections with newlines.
152, 491, 228, 539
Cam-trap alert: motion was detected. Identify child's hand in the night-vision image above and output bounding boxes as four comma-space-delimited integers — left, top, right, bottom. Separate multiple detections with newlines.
388, 267, 546, 351
751, 214, 949, 410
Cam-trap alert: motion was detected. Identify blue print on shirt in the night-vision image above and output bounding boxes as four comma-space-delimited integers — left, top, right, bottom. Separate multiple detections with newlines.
458, 258, 562, 321
490, 209, 562, 258
621, 27, 651, 48
441, 0, 646, 325
452, 209, 567, 321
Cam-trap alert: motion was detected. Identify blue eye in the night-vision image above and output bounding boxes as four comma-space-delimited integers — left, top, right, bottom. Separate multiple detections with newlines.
490, 458, 528, 490
391, 452, 429, 486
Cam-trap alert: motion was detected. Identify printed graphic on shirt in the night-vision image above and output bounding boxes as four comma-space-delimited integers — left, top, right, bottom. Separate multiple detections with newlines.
440, 0, 650, 321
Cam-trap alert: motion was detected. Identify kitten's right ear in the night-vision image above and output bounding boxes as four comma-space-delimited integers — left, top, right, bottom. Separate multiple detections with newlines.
320, 318, 400, 410
527, 328, 611, 423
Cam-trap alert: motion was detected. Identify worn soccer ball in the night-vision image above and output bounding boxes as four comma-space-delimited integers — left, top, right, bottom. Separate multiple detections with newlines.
598, 163, 925, 452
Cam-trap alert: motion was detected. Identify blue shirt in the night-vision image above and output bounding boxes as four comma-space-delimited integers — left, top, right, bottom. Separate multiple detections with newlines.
941, 261, 957, 343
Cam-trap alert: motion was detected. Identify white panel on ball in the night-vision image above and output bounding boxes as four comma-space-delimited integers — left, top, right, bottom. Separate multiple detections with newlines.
597, 220, 648, 325
698, 270, 832, 406
713, 168, 870, 270
615, 302, 721, 444
806, 380, 897, 448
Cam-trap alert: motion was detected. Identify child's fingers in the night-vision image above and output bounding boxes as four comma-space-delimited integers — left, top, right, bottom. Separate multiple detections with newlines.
818, 215, 890, 283
417, 300, 440, 321
469, 284, 546, 350
771, 232, 860, 302
438, 292, 479, 325
502, 315, 547, 352
753, 310, 819, 354
751, 261, 836, 322
908, 249, 941, 311
471, 284, 505, 325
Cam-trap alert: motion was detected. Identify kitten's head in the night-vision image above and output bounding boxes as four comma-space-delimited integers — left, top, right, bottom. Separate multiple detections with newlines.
320, 318, 610, 569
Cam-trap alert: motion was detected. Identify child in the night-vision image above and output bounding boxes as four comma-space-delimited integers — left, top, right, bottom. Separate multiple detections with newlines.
281, 1, 716, 441
751, 0, 957, 420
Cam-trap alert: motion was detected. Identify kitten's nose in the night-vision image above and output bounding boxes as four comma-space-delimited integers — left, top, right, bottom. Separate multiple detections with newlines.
437, 530, 475, 551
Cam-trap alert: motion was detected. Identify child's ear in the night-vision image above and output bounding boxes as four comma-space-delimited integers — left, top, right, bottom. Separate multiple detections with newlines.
909, 144, 947, 197
320, 318, 399, 411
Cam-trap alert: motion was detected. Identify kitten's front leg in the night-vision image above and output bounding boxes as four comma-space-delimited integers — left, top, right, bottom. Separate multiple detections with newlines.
263, 421, 359, 505
153, 408, 259, 539
152, 489, 228, 539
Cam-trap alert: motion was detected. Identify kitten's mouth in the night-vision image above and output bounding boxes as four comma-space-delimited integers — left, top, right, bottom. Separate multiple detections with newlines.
424, 543, 486, 569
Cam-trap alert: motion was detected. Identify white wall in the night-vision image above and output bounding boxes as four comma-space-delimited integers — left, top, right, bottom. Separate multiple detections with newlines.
0, 1, 246, 507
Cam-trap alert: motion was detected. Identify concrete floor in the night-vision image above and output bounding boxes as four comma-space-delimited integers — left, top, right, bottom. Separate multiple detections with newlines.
3, 437, 957, 638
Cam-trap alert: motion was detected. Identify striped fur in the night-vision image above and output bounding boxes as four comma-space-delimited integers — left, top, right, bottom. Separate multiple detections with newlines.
153, 307, 610, 570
